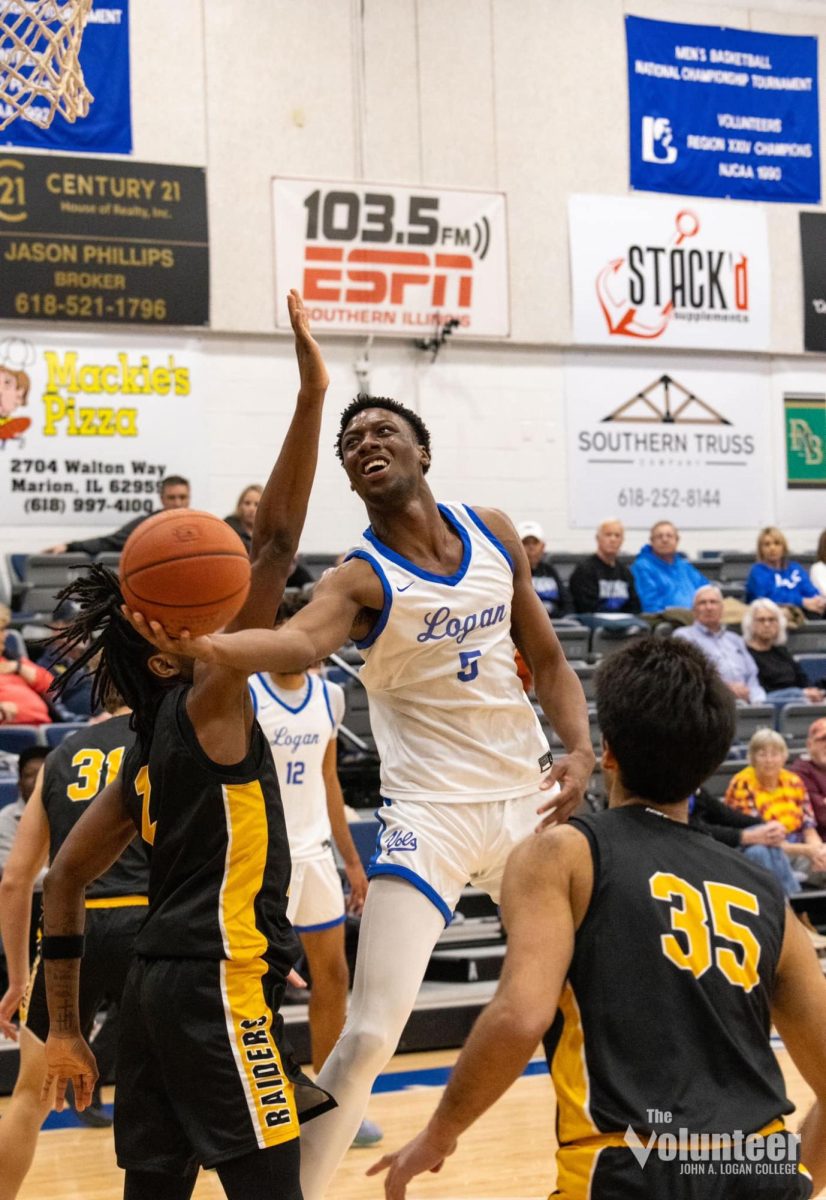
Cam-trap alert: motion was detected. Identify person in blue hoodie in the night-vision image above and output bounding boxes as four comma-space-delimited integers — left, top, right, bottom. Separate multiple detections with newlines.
746, 527, 826, 618
631, 520, 708, 614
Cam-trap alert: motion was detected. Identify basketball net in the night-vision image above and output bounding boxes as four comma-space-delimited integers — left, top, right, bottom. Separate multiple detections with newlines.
0, 0, 93, 132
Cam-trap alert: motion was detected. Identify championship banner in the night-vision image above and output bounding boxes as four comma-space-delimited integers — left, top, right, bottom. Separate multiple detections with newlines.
564, 357, 771, 530
626, 16, 820, 204
272, 177, 509, 337
0, 332, 207, 525
1, 1, 132, 155
0, 154, 209, 326
568, 194, 770, 351
800, 213, 826, 352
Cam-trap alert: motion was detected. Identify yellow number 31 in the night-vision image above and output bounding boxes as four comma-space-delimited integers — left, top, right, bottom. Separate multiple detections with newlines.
650, 872, 761, 994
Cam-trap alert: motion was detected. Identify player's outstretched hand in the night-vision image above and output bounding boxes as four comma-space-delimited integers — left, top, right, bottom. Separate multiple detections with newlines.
366, 1127, 457, 1199
120, 608, 218, 663
41, 1033, 98, 1111
536, 748, 593, 831
0, 981, 25, 1040
288, 289, 329, 394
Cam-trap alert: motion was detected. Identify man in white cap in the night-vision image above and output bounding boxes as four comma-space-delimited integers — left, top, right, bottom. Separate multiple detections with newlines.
518, 521, 569, 619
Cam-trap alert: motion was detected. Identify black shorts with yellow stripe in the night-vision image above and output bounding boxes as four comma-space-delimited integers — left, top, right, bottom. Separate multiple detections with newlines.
22, 898, 146, 1043
115, 955, 335, 1174
553, 1141, 813, 1200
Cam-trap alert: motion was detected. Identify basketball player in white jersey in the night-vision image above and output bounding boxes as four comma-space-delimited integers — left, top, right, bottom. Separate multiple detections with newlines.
248, 592, 381, 1147
127, 394, 594, 1198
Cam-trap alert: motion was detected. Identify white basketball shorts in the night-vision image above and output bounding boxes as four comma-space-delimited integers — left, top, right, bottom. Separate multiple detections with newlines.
287, 851, 346, 933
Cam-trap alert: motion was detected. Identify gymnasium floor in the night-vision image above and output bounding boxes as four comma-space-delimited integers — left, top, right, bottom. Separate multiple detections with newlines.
3, 1045, 822, 1199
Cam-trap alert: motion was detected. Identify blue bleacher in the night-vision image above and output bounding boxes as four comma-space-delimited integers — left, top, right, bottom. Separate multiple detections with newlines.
0, 726, 44, 754
45, 723, 88, 748
0, 779, 18, 808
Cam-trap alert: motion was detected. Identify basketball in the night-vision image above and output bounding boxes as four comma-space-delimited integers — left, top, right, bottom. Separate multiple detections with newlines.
120, 509, 251, 637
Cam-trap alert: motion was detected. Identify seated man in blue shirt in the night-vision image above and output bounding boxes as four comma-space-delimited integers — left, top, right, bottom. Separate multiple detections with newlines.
631, 520, 708, 613
674, 585, 765, 704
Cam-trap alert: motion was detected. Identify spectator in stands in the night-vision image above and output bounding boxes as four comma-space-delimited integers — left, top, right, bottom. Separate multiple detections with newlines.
631, 520, 708, 614
690, 785, 786, 852
569, 518, 646, 635
811, 530, 826, 597
0, 746, 49, 878
43, 474, 191, 555
745, 526, 826, 617
726, 728, 826, 893
0, 651, 53, 726
517, 521, 569, 618
790, 718, 826, 840
743, 598, 825, 708
674, 585, 765, 703
224, 483, 263, 553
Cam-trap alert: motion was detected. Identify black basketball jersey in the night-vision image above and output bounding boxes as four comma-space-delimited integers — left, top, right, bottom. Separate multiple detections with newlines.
545, 805, 792, 1143
42, 714, 149, 900
120, 685, 298, 979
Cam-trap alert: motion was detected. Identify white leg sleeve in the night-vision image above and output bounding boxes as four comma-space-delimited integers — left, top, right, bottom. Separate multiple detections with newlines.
299, 876, 445, 1199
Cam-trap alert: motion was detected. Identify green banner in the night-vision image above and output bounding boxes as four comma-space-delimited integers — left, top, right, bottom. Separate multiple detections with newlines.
785, 394, 826, 489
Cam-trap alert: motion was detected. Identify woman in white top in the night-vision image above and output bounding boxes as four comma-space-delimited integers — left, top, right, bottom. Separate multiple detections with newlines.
811, 530, 826, 597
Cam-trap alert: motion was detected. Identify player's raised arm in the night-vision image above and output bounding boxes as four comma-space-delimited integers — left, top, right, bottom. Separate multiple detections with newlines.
226, 289, 329, 634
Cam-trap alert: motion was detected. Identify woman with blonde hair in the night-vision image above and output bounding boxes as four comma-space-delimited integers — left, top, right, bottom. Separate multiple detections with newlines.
745, 525, 826, 616
743, 598, 825, 706
726, 727, 826, 893
224, 483, 262, 552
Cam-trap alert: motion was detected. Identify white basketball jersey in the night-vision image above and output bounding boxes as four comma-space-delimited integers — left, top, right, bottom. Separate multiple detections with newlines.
249, 672, 344, 860
348, 502, 550, 803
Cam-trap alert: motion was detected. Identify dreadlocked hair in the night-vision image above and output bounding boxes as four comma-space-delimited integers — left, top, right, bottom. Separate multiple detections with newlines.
45, 564, 168, 746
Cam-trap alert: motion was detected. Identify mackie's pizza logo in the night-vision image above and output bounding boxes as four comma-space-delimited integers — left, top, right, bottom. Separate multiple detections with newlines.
595, 209, 750, 340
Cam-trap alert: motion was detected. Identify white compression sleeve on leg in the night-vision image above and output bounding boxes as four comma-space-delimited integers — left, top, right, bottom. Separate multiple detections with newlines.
299, 876, 445, 1200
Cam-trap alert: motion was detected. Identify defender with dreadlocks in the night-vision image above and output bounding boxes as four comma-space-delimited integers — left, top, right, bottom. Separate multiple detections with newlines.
132, 395, 595, 1200
38, 292, 333, 1200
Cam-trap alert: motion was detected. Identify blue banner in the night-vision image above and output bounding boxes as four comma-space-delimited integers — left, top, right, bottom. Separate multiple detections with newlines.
626, 15, 820, 204
1, 0, 131, 155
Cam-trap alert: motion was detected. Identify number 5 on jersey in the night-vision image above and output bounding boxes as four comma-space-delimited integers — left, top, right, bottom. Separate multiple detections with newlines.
457, 650, 481, 682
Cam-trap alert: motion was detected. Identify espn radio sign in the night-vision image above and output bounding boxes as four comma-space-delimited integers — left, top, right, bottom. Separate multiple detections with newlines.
272, 178, 510, 337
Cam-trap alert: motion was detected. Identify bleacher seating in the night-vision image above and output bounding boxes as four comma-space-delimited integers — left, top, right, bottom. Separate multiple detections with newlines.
788, 622, 826, 655
795, 654, 826, 687
574, 663, 596, 701
301, 552, 339, 579
0, 779, 17, 808
24, 553, 91, 587
591, 627, 646, 659
779, 703, 826, 746
3, 629, 27, 660
45, 722, 88, 748
0, 726, 43, 754
718, 553, 753, 584
734, 704, 775, 745
546, 553, 584, 585
703, 759, 743, 799
554, 626, 589, 662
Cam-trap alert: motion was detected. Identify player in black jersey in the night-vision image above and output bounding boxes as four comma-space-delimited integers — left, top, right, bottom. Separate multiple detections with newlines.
370, 637, 826, 1199
37, 292, 333, 1200
0, 691, 147, 1200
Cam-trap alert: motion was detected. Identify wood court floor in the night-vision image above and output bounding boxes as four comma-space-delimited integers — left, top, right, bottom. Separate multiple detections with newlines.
2, 1046, 823, 1200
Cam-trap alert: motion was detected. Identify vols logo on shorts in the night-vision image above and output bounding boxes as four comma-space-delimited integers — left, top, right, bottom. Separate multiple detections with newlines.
386, 829, 417, 852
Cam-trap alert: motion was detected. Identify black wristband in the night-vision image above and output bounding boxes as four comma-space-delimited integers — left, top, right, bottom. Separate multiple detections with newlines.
41, 934, 85, 960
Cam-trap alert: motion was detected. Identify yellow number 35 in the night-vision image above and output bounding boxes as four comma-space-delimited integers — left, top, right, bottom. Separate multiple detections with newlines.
650, 871, 761, 994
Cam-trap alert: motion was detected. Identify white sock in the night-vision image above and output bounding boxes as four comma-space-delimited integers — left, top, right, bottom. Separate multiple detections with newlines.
299, 876, 445, 1199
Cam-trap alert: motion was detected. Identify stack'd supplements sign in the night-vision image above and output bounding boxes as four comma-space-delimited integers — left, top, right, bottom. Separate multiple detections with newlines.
568, 194, 770, 351
625, 15, 820, 204
0, 333, 205, 525
564, 358, 771, 530
272, 177, 510, 337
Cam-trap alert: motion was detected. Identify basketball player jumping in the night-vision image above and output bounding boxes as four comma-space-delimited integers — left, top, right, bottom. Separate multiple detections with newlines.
37, 291, 333, 1200
370, 638, 826, 1200
132, 394, 594, 1197
0, 692, 148, 1200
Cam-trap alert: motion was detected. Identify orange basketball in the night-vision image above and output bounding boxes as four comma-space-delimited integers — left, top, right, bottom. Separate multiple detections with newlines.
120, 509, 251, 637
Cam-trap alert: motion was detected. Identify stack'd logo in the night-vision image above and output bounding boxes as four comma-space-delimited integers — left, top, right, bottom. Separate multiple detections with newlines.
623, 1110, 805, 1182
595, 208, 750, 341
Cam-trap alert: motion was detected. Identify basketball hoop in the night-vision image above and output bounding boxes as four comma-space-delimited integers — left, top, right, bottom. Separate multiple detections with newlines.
0, 0, 93, 133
